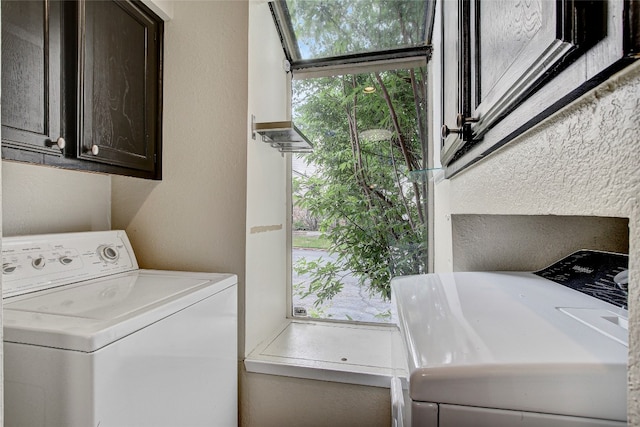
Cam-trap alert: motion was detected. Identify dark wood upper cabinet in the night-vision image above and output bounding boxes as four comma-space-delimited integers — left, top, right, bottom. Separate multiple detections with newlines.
1, 0, 65, 160
77, 0, 161, 176
1, 0, 163, 180
441, 0, 639, 176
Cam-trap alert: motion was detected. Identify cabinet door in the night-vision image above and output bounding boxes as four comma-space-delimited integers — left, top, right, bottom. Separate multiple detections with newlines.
466, 0, 603, 139
440, 0, 620, 173
1, 0, 64, 159
78, 0, 161, 178
440, 0, 465, 164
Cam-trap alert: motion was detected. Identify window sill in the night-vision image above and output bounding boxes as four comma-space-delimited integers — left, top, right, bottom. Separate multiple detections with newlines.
244, 320, 408, 388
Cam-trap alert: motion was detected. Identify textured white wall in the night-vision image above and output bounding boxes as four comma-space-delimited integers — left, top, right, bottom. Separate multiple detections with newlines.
451, 215, 629, 271
111, 0, 249, 354
141, 0, 173, 21
433, 62, 640, 421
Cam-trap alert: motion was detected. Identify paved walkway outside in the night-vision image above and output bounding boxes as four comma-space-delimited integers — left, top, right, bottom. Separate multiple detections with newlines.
292, 248, 393, 323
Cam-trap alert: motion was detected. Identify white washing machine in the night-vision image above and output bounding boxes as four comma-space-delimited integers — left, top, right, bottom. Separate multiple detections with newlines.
2, 230, 237, 427
391, 251, 628, 427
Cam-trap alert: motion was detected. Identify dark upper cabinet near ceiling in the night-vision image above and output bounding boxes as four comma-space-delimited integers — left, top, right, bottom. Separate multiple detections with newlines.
1, 0, 65, 161
1, 0, 163, 180
441, 0, 640, 176
77, 0, 161, 175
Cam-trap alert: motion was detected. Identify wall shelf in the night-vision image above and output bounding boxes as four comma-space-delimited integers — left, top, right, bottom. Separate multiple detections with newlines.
252, 117, 313, 153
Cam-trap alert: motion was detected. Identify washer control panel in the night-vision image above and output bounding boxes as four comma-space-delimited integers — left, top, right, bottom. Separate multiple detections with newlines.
2, 230, 138, 298
535, 250, 628, 309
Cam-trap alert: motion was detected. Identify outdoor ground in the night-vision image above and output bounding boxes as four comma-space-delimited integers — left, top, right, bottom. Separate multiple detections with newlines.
292, 231, 393, 323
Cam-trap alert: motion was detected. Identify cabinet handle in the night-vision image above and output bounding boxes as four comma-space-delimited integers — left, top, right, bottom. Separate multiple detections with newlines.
48, 137, 66, 151
456, 113, 479, 128
441, 124, 463, 139
87, 145, 99, 155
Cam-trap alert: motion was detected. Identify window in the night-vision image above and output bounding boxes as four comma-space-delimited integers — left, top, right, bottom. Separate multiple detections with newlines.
269, 0, 435, 68
267, 0, 436, 323
290, 65, 429, 323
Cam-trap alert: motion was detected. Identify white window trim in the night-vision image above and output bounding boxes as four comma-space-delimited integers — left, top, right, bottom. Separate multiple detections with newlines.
286, 153, 294, 319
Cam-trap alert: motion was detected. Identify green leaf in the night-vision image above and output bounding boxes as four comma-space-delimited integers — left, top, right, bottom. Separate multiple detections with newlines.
291, 56, 429, 307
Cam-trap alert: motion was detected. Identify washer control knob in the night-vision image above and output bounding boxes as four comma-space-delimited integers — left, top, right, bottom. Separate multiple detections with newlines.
32, 256, 46, 270
98, 245, 119, 263
3, 263, 17, 274
59, 256, 74, 265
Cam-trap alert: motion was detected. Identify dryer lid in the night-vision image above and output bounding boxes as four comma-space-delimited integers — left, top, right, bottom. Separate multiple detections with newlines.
392, 272, 628, 422
3, 270, 236, 352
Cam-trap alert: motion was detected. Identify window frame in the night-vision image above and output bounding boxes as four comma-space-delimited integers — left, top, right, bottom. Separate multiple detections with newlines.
268, 0, 436, 71
267, 0, 436, 324
285, 57, 432, 324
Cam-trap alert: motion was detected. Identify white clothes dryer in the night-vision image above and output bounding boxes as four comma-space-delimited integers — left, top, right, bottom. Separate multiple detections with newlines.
392, 251, 628, 427
2, 230, 237, 427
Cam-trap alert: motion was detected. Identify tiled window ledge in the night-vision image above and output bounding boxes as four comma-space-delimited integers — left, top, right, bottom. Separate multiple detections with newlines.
244, 320, 407, 388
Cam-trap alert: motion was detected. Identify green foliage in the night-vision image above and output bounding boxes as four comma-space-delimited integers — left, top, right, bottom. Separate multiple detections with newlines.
295, 256, 345, 304
375, 310, 393, 321
292, 234, 331, 249
293, 68, 428, 305
287, 0, 428, 59
289, 1, 429, 307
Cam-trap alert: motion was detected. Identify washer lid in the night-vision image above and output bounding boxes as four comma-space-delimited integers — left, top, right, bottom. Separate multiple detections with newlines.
392, 272, 628, 422
3, 270, 237, 353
